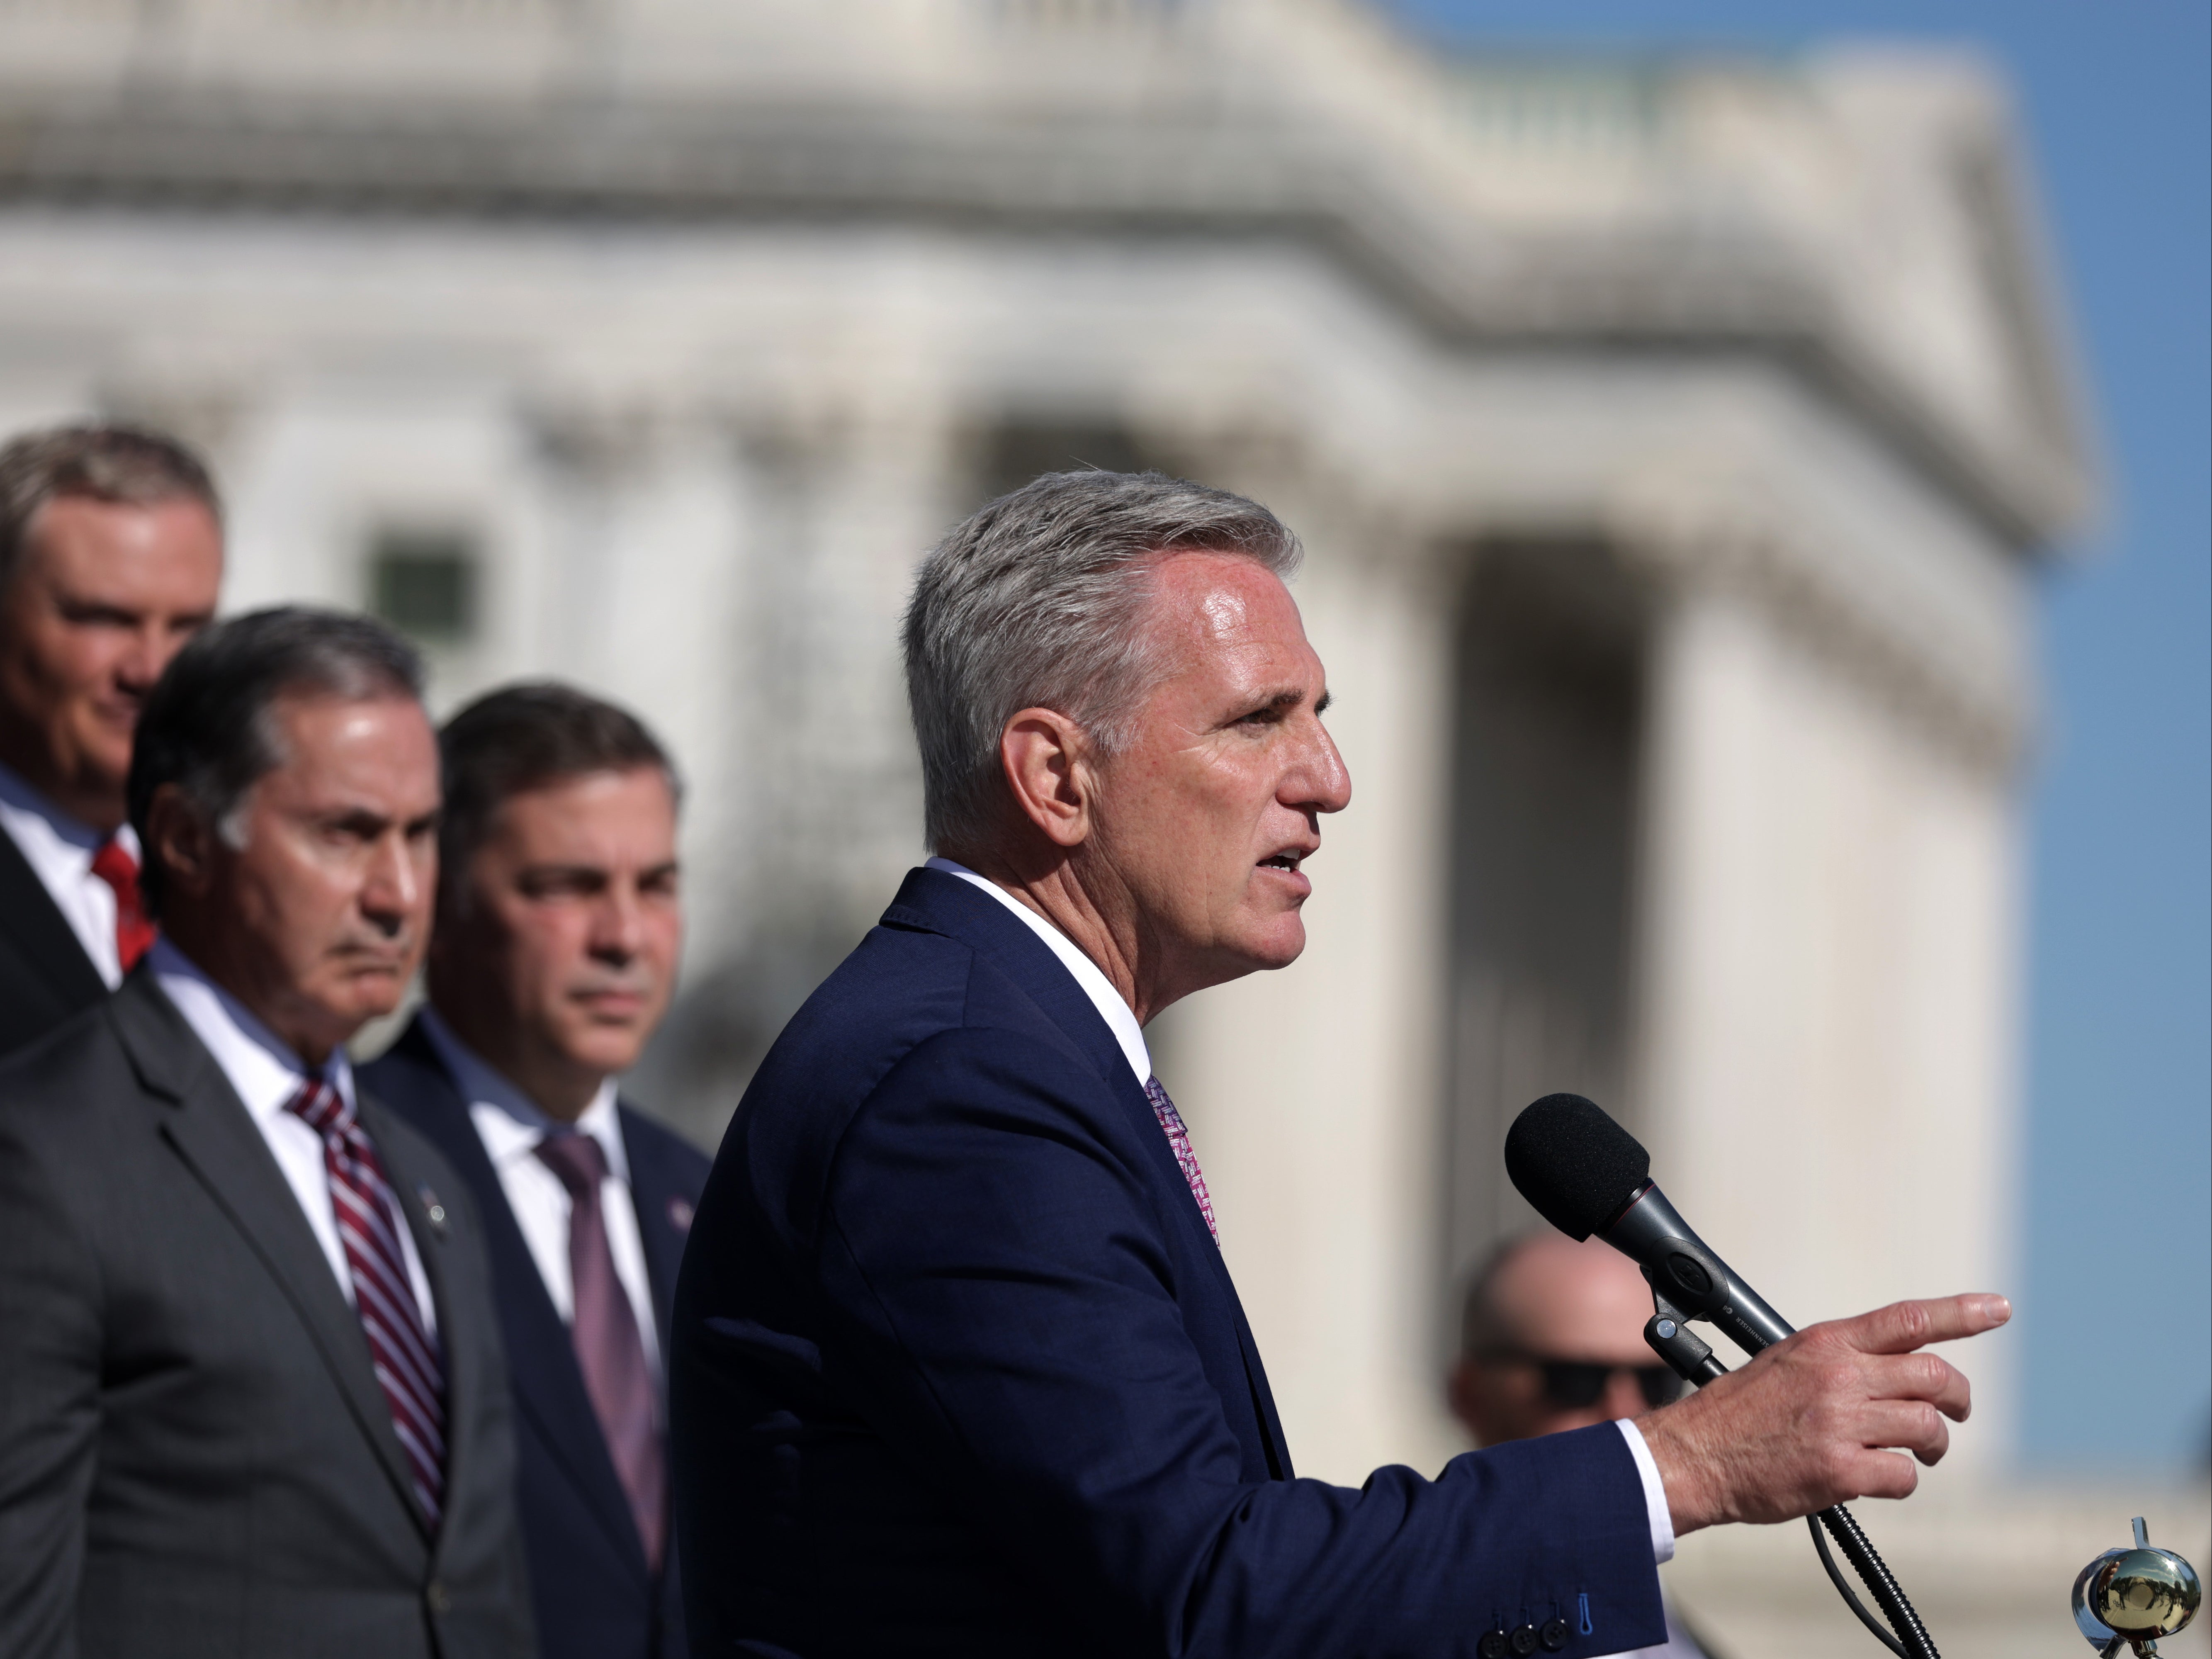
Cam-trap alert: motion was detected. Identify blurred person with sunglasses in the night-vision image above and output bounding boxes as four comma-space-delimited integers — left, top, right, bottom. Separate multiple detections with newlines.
1452, 1233, 1719, 1659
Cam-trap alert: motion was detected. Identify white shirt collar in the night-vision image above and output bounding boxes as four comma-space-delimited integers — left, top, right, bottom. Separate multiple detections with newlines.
148, 935, 356, 1124
924, 857, 1151, 1087
0, 759, 110, 853
417, 1003, 629, 1182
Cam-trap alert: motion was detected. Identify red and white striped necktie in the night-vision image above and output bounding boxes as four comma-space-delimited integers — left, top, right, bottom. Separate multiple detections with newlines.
285, 1077, 447, 1526
1143, 1075, 1218, 1245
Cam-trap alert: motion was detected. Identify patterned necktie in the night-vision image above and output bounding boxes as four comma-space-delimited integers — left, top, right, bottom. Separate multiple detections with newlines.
88, 836, 156, 972
1143, 1075, 1218, 1245
285, 1077, 447, 1527
535, 1131, 666, 1573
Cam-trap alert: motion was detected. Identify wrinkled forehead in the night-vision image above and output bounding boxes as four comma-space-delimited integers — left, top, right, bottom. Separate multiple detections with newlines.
258, 690, 438, 793
1143, 550, 1313, 665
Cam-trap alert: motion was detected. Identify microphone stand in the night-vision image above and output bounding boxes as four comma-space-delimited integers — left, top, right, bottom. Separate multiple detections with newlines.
1643, 1289, 1941, 1659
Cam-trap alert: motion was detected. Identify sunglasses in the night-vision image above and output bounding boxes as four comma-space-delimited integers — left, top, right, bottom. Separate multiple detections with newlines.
1486, 1352, 1684, 1411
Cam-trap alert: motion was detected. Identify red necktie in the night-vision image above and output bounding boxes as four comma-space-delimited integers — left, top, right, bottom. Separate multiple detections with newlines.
536, 1131, 666, 1572
286, 1078, 449, 1527
89, 837, 157, 972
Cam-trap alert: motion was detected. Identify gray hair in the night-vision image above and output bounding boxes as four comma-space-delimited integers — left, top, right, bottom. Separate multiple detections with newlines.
902, 469, 1301, 852
0, 423, 221, 590
128, 607, 425, 915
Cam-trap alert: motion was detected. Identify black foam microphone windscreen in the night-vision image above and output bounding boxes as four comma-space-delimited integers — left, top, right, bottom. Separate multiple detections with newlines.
1504, 1093, 1652, 1241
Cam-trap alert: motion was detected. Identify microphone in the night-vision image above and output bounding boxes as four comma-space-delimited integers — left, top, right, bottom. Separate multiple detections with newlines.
1503, 1091, 1942, 1659
1504, 1091, 1793, 1362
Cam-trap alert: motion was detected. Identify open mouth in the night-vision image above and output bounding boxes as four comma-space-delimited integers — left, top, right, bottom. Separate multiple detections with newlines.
1259, 853, 1304, 873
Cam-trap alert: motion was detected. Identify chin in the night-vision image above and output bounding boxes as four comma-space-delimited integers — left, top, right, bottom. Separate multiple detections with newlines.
566, 1030, 648, 1078
1232, 917, 1308, 973
335, 974, 408, 1022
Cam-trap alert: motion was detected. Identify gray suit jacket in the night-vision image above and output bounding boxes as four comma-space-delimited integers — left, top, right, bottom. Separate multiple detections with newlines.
0, 969, 536, 1659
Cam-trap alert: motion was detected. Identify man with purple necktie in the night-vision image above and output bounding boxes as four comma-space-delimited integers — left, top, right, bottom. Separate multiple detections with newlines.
669, 469, 2008, 1657
363, 682, 710, 1659
0, 607, 534, 1659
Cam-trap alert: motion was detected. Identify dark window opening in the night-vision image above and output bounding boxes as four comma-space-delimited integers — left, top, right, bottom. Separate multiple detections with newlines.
1442, 538, 1649, 1345
368, 530, 479, 645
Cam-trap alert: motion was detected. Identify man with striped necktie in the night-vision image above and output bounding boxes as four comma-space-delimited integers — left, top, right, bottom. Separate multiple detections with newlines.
671, 470, 2005, 1659
0, 607, 534, 1659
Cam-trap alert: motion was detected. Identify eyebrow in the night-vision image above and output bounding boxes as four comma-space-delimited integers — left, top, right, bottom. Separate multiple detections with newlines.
1228, 687, 1332, 723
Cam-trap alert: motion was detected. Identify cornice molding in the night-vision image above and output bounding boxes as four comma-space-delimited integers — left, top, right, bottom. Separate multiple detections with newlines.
0, 7, 2096, 550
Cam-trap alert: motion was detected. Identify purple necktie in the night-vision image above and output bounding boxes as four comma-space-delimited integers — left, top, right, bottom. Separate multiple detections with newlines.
285, 1077, 447, 1526
1144, 1075, 1218, 1245
535, 1132, 665, 1572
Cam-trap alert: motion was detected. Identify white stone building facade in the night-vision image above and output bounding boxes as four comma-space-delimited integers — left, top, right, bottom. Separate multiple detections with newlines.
5, 4, 2171, 1652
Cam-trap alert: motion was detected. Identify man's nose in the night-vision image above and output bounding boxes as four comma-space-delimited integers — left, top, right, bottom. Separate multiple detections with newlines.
588, 886, 643, 963
1601, 1370, 1648, 1424
1285, 719, 1352, 815
114, 621, 169, 692
360, 836, 425, 932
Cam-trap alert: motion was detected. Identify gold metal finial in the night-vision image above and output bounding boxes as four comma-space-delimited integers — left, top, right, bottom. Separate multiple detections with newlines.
2073, 1519, 2202, 1657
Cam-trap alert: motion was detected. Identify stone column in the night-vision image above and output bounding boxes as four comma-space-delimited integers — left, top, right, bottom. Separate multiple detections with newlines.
1632, 572, 2023, 1469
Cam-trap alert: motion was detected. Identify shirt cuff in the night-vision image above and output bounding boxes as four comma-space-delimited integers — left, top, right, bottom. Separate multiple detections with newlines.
1615, 1418, 1676, 1565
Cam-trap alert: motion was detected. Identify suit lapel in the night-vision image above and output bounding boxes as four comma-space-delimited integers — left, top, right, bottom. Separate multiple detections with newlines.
377, 1023, 650, 1572
882, 868, 1295, 1478
109, 974, 433, 1538
618, 1104, 690, 1355
0, 823, 105, 1006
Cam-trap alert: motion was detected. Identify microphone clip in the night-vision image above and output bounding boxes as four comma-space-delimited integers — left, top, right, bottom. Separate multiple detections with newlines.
1643, 1290, 1730, 1389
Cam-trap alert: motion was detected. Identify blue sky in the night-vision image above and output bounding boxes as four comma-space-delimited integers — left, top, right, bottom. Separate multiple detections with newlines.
1387, 0, 2211, 1471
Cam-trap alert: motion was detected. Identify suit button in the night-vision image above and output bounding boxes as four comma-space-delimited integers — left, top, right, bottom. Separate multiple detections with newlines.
425, 1579, 450, 1615
1540, 1618, 1570, 1652
1510, 1625, 1540, 1656
1479, 1631, 1511, 1659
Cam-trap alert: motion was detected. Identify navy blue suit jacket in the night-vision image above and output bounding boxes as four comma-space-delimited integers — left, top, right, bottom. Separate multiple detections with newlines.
671, 868, 1666, 1657
364, 1017, 710, 1659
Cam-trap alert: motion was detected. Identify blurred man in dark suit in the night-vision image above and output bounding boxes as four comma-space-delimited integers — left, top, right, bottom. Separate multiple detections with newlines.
1452, 1233, 1718, 1659
670, 469, 2006, 1658
0, 607, 534, 1659
363, 682, 709, 1659
0, 423, 223, 1056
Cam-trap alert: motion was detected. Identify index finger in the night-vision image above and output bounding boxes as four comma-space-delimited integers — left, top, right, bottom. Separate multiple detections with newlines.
1845, 1294, 2011, 1354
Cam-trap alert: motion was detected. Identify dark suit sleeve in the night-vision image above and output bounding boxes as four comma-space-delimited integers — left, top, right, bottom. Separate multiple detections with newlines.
0, 1106, 102, 1657
810, 1027, 1665, 1659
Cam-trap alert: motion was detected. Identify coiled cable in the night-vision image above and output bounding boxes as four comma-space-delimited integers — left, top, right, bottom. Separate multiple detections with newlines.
1808, 1503, 1940, 1659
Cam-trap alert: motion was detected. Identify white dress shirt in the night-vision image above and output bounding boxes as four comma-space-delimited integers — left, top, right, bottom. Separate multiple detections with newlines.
0, 760, 134, 988
921, 857, 1676, 1569
418, 1006, 662, 1386
149, 937, 439, 1332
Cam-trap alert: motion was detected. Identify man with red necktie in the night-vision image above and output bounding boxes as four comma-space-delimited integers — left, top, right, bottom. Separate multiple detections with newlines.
0, 423, 221, 1058
0, 607, 535, 1659
670, 470, 2009, 1659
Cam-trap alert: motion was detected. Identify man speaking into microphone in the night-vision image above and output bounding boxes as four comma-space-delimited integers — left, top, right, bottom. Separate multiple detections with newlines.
670, 471, 2010, 1658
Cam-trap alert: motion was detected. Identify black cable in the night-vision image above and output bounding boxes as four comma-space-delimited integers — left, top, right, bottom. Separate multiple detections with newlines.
1808, 1508, 1935, 1658
1647, 1317, 1942, 1658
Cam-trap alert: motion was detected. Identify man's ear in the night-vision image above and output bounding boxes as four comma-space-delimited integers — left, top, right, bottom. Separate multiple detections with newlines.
998, 708, 1096, 850
144, 782, 219, 902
